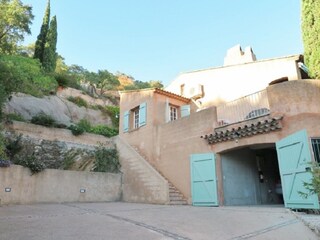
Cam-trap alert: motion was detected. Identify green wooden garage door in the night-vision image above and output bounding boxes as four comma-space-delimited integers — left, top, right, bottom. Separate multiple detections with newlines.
190, 153, 218, 206
276, 129, 320, 209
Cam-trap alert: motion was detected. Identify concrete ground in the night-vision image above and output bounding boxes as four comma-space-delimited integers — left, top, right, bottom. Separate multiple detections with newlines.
0, 202, 318, 240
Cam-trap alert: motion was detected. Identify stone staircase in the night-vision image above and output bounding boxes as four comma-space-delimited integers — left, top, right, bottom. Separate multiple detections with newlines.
168, 182, 188, 205
115, 136, 188, 205
128, 142, 188, 205
114, 136, 169, 204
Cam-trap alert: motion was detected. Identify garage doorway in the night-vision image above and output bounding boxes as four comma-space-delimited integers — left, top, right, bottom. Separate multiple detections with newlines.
221, 144, 283, 206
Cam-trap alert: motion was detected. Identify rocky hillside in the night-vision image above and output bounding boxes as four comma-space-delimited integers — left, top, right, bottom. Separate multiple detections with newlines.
3, 87, 119, 127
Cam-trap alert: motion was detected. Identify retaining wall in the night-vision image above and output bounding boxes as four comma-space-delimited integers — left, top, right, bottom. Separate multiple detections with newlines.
0, 165, 122, 205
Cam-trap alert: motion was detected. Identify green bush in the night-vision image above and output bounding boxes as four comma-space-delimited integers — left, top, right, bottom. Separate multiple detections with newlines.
31, 113, 56, 127
93, 145, 120, 173
0, 55, 58, 97
14, 154, 45, 174
68, 119, 118, 137
68, 124, 85, 136
105, 106, 119, 128
77, 119, 92, 132
300, 162, 320, 198
54, 73, 69, 88
6, 113, 25, 122
67, 96, 88, 108
0, 126, 7, 159
90, 125, 118, 137
54, 73, 81, 89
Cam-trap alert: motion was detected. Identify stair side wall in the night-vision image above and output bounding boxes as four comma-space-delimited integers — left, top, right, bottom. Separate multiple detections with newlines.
114, 136, 169, 204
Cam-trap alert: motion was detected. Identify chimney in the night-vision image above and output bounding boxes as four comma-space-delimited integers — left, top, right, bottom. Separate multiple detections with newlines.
223, 44, 256, 66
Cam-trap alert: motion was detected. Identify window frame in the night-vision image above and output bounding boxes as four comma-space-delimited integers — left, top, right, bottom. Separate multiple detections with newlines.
169, 104, 179, 121
132, 107, 139, 129
311, 138, 320, 163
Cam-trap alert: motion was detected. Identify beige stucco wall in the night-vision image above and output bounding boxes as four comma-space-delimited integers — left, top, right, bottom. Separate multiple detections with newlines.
166, 55, 302, 106
156, 107, 216, 203
119, 89, 191, 165
0, 165, 121, 205
211, 80, 320, 154
120, 80, 320, 204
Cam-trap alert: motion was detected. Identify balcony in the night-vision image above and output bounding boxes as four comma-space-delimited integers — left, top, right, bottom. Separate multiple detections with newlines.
216, 89, 270, 127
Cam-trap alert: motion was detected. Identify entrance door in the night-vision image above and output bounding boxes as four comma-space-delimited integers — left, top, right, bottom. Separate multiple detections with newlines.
276, 129, 320, 209
190, 153, 218, 206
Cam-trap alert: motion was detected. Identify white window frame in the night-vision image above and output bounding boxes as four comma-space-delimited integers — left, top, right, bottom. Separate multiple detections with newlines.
133, 108, 139, 129
170, 105, 178, 121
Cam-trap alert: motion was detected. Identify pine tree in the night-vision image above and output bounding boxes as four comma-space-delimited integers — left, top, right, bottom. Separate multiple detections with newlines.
34, 0, 50, 62
302, 0, 320, 78
42, 16, 57, 72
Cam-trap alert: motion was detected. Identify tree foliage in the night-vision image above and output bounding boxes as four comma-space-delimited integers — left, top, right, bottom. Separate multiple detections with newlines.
0, 58, 17, 118
42, 15, 57, 72
302, 0, 320, 78
33, 0, 50, 62
124, 80, 163, 90
95, 70, 120, 95
0, 55, 57, 97
0, 0, 34, 54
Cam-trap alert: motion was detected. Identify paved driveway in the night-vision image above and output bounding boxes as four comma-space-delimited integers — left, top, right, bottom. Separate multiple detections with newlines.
0, 202, 318, 240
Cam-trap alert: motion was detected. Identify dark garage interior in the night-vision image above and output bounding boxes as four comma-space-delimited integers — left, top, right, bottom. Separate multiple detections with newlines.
221, 144, 283, 206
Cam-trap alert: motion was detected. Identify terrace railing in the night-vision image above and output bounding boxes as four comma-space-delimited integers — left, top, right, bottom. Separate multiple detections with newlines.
216, 89, 270, 127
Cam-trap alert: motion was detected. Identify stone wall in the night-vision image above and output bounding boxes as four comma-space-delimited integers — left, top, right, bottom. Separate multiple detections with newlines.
0, 165, 121, 205
4, 121, 115, 171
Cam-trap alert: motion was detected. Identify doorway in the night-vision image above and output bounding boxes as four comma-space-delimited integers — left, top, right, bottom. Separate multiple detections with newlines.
221, 144, 283, 206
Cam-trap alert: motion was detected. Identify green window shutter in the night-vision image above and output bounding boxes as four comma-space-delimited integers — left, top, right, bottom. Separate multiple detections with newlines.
139, 102, 147, 127
123, 110, 129, 132
181, 105, 190, 118
165, 99, 170, 123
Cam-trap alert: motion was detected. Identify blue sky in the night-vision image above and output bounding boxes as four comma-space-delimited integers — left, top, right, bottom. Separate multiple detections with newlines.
22, 0, 303, 86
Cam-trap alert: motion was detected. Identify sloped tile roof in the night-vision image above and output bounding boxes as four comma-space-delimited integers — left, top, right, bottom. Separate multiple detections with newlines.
202, 116, 283, 144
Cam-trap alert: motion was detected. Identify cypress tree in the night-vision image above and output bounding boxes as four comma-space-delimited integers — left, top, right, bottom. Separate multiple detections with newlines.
42, 15, 58, 72
34, 0, 50, 62
302, 0, 320, 78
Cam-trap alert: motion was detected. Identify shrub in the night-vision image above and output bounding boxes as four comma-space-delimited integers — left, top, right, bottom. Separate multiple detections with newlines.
14, 154, 45, 174
300, 162, 320, 198
67, 96, 88, 108
54, 73, 69, 88
6, 113, 25, 122
90, 125, 118, 137
77, 119, 92, 132
0, 126, 8, 159
54, 73, 81, 89
93, 145, 120, 173
31, 113, 56, 127
68, 124, 85, 136
105, 106, 119, 128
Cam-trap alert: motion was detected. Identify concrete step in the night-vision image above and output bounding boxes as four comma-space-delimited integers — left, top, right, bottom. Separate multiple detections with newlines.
169, 200, 188, 205
170, 196, 186, 201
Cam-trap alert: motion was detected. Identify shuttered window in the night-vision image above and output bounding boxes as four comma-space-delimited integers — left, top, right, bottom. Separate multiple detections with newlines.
138, 102, 147, 127
181, 105, 190, 118
123, 102, 147, 132
123, 111, 129, 132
